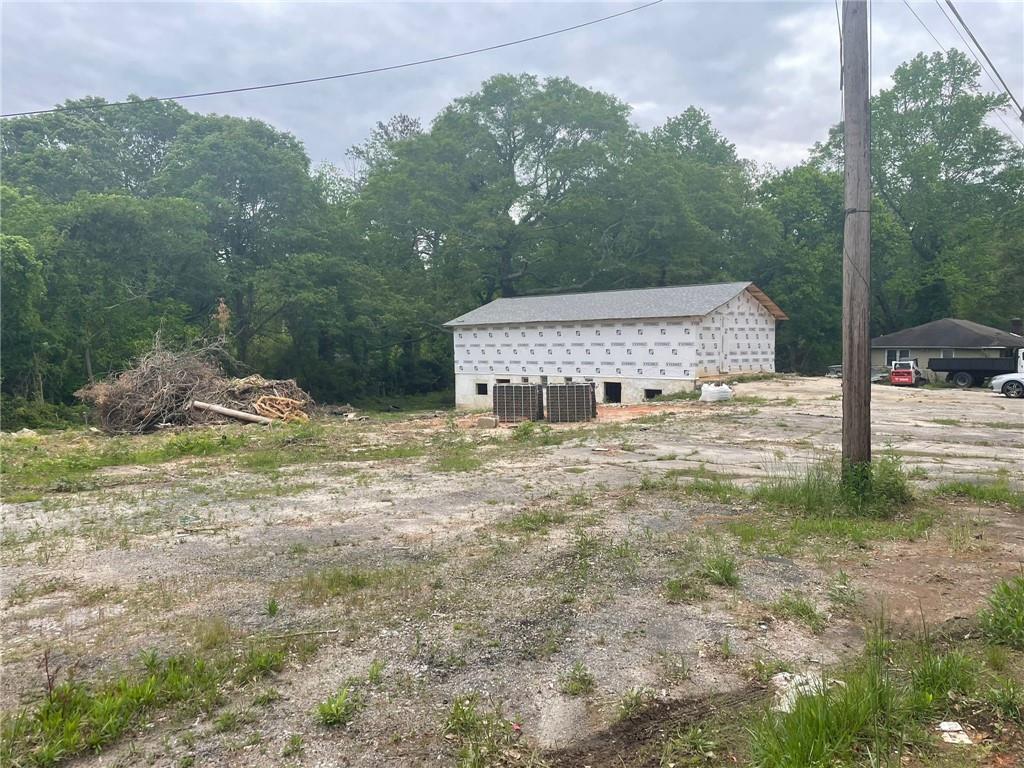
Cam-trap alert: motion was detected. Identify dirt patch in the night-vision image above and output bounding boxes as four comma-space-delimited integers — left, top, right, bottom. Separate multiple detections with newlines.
544, 685, 766, 767
851, 504, 1024, 629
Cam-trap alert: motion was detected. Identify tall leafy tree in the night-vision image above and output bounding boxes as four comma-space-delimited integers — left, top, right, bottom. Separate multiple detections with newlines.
815, 50, 1024, 329
157, 116, 321, 362
0, 97, 192, 201
0, 235, 47, 399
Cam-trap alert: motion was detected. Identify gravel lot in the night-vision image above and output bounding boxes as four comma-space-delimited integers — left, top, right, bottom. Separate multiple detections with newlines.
2, 376, 1021, 767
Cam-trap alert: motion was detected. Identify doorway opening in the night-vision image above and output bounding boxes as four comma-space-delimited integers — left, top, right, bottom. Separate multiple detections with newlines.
604, 382, 622, 403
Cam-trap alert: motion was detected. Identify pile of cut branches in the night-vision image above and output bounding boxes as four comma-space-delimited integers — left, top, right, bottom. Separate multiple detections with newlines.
76, 338, 312, 434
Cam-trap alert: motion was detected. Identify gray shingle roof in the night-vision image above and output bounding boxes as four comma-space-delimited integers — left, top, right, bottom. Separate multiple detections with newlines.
444, 281, 787, 327
872, 318, 1023, 349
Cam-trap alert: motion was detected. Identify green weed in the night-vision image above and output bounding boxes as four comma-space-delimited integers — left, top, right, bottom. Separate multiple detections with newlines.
750, 633, 984, 768
826, 571, 859, 611
935, 478, 1024, 511
753, 453, 911, 518
616, 687, 655, 721
980, 576, 1024, 649
701, 552, 740, 587
659, 726, 718, 766
664, 577, 709, 604
499, 509, 566, 535
774, 594, 826, 634
281, 733, 305, 757
559, 662, 595, 696
442, 695, 524, 767
987, 678, 1023, 723
298, 567, 391, 604
316, 686, 362, 727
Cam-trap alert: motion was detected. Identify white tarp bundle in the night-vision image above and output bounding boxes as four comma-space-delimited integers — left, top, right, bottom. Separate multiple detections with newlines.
699, 383, 734, 402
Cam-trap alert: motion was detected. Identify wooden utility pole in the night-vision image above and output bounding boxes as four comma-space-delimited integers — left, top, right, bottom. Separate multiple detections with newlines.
841, 0, 871, 472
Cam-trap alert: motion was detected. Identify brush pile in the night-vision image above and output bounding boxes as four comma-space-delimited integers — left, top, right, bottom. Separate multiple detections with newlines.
75, 339, 312, 434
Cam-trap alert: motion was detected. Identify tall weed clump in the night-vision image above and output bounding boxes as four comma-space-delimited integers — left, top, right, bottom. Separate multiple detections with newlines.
753, 452, 911, 518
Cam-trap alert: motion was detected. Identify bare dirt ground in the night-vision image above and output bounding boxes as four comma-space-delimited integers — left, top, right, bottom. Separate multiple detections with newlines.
2, 376, 1022, 767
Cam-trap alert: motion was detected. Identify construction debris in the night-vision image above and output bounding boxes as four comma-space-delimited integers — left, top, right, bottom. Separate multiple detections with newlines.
770, 672, 845, 713
937, 721, 973, 745
76, 337, 312, 434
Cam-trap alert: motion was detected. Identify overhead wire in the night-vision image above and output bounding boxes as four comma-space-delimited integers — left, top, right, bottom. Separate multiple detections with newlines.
1, 0, 663, 119
899, 0, 1024, 147
933, 0, 1024, 122
835, 0, 847, 130
942, 0, 1024, 120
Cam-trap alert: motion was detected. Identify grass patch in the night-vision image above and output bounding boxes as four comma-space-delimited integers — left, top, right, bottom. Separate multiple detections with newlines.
659, 725, 719, 766
316, 685, 363, 727
281, 733, 304, 757
339, 443, 426, 462
617, 687, 656, 721
773, 593, 827, 634
663, 576, 710, 604
750, 630, 983, 768
686, 477, 746, 503
653, 389, 700, 402
928, 418, 961, 426
443, 695, 526, 767
725, 509, 936, 557
826, 571, 859, 612
752, 453, 912, 519
701, 552, 740, 587
935, 477, 1024, 511
499, 509, 566, 535
559, 662, 596, 696
0, 429, 251, 499
432, 444, 483, 473
980, 576, 1024, 649
0, 637, 303, 767
298, 566, 399, 605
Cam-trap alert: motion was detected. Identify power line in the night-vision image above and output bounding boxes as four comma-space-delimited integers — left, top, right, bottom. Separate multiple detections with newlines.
1, 0, 663, 119
898, 0, 1024, 147
901, 0, 947, 52
934, 0, 1024, 120
942, 0, 1024, 121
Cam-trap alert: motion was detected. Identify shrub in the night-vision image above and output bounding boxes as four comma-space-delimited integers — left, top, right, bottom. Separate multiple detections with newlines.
0, 395, 88, 431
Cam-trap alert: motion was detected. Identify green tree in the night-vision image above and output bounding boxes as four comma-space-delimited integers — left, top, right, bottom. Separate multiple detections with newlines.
156, 115, 321, 363
0, 97, 192, 201
0, 236, 47, 399
815, 50, 1024, 329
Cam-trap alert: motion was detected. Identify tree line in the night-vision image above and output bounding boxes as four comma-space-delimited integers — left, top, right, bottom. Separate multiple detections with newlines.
1, 50, 1021, 417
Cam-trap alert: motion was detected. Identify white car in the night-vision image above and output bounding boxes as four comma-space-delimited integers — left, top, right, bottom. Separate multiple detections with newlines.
990, 372, 1024, 398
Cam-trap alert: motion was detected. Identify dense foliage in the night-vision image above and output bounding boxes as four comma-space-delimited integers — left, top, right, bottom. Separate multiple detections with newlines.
1, 51, 1021, 410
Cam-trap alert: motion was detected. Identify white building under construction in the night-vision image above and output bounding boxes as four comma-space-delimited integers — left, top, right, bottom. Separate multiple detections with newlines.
445, 281, 787, 409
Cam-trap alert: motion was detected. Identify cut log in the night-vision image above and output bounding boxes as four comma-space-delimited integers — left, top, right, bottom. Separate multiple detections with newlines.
190, 400, 273, 425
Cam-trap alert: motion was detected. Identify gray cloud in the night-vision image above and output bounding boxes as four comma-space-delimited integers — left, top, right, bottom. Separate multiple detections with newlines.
2, 1, 1022, 169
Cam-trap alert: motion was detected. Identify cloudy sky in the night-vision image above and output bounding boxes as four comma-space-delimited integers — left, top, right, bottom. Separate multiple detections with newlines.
2, 1, 1022, 169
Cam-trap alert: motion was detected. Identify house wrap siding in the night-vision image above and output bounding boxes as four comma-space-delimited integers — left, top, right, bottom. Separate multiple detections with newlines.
452, 288, 776, 408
